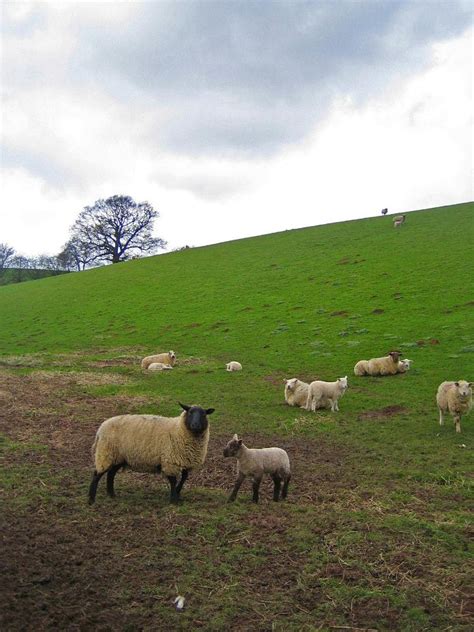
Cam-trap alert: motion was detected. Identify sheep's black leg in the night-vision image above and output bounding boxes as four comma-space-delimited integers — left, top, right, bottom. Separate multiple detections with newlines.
281, 475, 291, 499
272, 475, 282, 502
176, 469, 189, 496
88, 470, 105, 505
167, 475, 180, 503
228, 472, 245, 502
252, 477, 262, 503
106, 464, 123, 498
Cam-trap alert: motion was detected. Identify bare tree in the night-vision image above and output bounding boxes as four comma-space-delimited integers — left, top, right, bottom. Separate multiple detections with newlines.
0, 243, 16, 269
70, 195, 166, 264
57, 238, 98, 271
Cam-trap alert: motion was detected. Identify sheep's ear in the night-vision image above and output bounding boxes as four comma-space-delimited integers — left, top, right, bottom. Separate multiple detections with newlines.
179, 402, 190, 411
238, 439, 243, 446
206, 408, 215, 415
454, 382, 459, 387
233, 433, 239, 440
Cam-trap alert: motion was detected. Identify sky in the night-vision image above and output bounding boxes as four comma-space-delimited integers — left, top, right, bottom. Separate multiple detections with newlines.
1, 0, 473, 257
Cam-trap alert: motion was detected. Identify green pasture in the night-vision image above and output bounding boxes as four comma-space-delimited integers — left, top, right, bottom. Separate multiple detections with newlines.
1, 201, 473, 630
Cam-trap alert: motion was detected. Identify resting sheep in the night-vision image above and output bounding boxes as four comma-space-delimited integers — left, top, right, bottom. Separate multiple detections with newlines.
305, 376, 348, 412
436, 380, 472, 433
354, 351, 402, 377
88, 402, 215, 505
284, 378, 310, 408
141, 350, 176, 370
223, 434, 291, 503
226, 361, 242, 372
397, 358, 413, 373
147, 362, 173, 371
354, 360, 369, 376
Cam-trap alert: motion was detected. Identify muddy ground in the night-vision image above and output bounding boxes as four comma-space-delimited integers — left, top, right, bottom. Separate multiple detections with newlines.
1, 369, 472, 631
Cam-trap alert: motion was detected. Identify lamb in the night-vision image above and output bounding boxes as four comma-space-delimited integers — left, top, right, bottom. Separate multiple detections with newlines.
141, 350, 176, 370
284, 378, 310, 407
305, 376, 348, 412
436, 380, 472, 433
147, 362, 173, 371
393, 214, 406, 227
226, 361, 242, 371
397, 358, 413, 373
223, 434, 290, 503
88, 402, 215, 505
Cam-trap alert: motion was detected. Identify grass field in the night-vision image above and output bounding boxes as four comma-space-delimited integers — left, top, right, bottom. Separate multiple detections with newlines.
1, 201, 473, 630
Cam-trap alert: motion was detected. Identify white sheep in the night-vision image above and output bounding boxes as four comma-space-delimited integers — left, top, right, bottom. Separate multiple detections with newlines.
147, 362, 173, 371
226, 361, 242, 372
141, 350, 176, 370
393, 214, 406, 227
284, 378, 310, 407
354, 360, 369, 376
88, 403, 215, 505
397, 358, 413, 373
305, 376, 348, 412
223, 434, 290, 503
436, 380, 472, 433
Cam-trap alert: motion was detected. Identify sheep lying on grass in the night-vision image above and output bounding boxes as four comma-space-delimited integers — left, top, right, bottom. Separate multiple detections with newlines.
436, 380, 472, 433
88, 402, 215, 505
397, 359, 413, 373
226, 361, 242, 371
147, 362, 173, 371
223, 434, 290, 503
141, 350, 176, 370
305, 377, 348, 412
284, 378, 310, 408
354, 351, 402, 376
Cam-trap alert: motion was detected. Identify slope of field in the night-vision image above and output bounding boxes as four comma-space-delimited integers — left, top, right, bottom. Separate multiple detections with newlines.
1, 201, 473, 631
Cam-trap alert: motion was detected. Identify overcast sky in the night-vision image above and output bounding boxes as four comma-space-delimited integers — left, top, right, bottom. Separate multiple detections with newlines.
1, 0, 472, 257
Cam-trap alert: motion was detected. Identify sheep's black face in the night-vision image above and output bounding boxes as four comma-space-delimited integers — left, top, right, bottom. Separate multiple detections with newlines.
180, 403, 214, 436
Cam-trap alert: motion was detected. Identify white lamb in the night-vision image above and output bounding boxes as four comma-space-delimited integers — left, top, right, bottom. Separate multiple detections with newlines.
88, 403, 214, 505
223, 434, 291, 503
226, 361, 242, 371
147, 362, 173, 371
305, 376, 348, 412
141, 350, 176, 370
436, 380, 472, 433
397, 359, 413, 373
284, 378, 310, 408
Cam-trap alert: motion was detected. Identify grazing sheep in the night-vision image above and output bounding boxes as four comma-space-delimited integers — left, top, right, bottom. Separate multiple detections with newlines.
381, 208, 388, 215
393, 214, 406, 227
306, 376, 348, 412
284, 378, 310, 407
397, 358, 413, 373
436, 381, 472, 433
354, 360, 369, 376
226, 361, 242, 372
88, 402, 215, 505
141, 350, 176, 370
147, 362, 173, 371
223, 434, 291, 503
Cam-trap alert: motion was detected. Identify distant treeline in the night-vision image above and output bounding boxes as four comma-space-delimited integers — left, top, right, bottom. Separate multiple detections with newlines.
0, 268, 70, 286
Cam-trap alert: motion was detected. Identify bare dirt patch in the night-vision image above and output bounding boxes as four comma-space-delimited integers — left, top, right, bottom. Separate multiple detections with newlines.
358, 405, 409, 420
330, 310, 349, 317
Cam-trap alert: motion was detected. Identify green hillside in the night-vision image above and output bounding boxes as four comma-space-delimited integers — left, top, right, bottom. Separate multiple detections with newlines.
1, 201, 473, 631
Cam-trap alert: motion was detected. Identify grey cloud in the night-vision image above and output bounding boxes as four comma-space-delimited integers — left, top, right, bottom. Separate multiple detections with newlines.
75, 1, 471, 154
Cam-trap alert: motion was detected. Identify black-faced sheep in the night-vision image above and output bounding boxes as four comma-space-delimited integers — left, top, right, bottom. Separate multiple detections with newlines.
223, 434, 291, 503
88, 403, 214, 505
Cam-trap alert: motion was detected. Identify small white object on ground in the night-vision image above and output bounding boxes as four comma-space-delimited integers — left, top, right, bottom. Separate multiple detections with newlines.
174, 596, 185, 611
